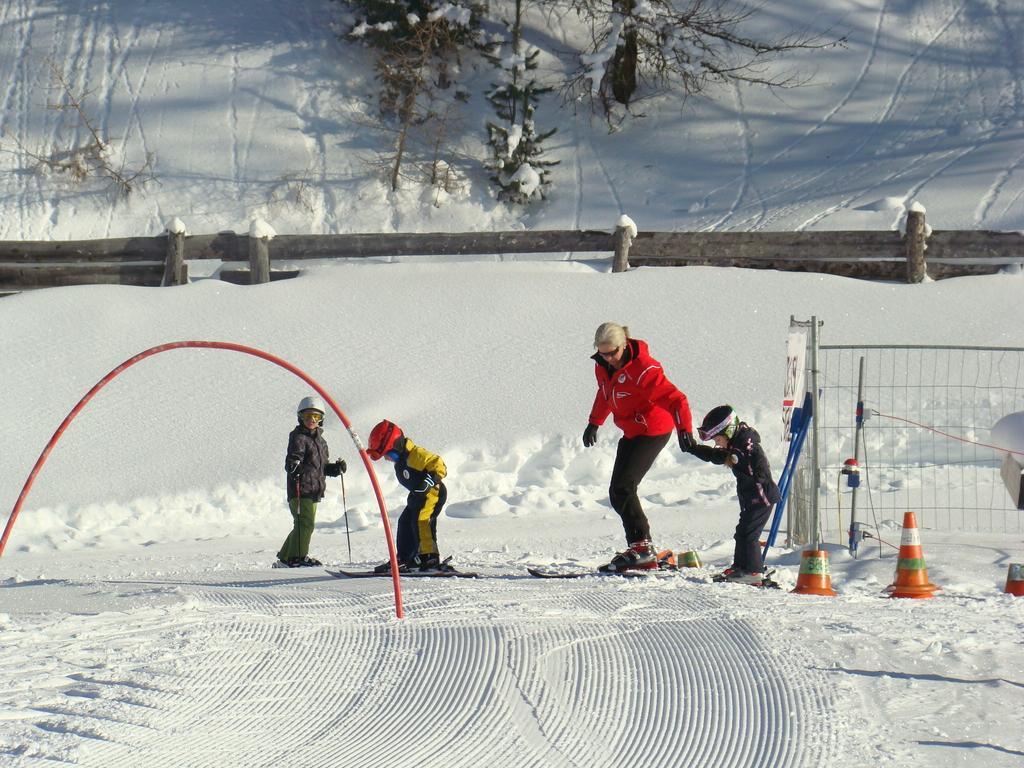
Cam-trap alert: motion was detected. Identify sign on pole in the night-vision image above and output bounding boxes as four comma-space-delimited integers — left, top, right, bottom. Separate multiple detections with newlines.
783, 320, 808, 440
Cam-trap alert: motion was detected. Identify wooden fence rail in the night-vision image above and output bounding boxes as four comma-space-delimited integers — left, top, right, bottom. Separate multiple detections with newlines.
1, 211, 1021, 294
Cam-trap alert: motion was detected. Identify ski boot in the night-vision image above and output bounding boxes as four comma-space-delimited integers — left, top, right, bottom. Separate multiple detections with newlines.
373, 559, 413, 575
598, 540, 659, 573
711, 567, 739, 583
714, 568, 778, 588
273, 555, 320, 568
416, 553, 456, 573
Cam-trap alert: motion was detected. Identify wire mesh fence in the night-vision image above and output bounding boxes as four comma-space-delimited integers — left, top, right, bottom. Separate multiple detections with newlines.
796, 345, 1024, 537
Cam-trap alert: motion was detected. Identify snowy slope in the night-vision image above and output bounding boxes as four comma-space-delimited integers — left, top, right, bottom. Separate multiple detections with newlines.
2, 264, 1024, 767
0, 0, 1021, 239
2, 1, 1024, 766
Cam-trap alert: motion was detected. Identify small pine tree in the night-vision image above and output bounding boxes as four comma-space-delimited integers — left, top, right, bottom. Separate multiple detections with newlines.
485, 0, 557, 204
347, 0, 487, 191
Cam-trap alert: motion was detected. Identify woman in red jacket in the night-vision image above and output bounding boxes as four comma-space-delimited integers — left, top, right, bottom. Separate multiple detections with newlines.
583, 322, 696, 572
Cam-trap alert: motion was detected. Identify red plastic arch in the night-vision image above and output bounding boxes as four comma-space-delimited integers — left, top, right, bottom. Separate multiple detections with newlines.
0, 341, 405, 618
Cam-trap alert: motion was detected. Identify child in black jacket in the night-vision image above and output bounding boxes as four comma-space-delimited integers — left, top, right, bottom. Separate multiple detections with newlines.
687, 405, 781, 585
276, 396, 346, 568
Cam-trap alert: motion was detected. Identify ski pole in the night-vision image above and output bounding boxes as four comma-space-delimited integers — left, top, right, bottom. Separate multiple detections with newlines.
293, 475, 301, 561
341, 471, 352, 563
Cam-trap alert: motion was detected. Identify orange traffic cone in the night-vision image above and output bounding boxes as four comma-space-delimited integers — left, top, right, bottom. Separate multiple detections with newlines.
791, 549, 837, 596
1005, 563, 1024, 596
885, 511, 939, 598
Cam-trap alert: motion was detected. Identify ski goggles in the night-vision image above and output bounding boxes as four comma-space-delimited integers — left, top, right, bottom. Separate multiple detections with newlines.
300, 410, 324, 422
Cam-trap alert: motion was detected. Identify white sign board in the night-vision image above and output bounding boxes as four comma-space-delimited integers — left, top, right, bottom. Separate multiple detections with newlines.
782, 323, 807, 441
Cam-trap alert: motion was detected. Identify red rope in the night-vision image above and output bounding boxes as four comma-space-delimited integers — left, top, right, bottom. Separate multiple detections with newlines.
862, 531, 900, 550
871, 410, 1024, 456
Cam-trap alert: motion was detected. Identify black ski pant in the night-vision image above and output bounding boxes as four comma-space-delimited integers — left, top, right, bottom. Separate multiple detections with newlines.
609, 432, 671, 545
396, 483, 447, 563
733, 502, 772, 573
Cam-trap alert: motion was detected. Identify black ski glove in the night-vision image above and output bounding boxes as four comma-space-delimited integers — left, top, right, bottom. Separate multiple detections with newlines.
583, 424, 599, 447
678, 431, 697, 453
286, 459, 302, 476
325, 459, 346, 477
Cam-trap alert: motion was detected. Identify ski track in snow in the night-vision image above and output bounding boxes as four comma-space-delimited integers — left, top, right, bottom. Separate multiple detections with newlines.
693, 0, 997, 234
974, 0, 1024, 225
571, 118, 584, 231
585, 128, 623, 219
1, 572, 841, 767
797, 0, 970, 231
1, 0, 33, 239
704, 83, 764, 232
733, 0, 893, 231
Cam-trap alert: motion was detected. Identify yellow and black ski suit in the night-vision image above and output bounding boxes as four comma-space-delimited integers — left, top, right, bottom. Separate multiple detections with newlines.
390, 437, 448, 563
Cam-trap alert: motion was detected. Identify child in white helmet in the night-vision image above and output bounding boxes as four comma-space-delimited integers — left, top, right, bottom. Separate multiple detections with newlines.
275, 396, 346, 568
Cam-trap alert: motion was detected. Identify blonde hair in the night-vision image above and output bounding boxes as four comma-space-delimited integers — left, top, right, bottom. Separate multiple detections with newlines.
594, 322, 630, 349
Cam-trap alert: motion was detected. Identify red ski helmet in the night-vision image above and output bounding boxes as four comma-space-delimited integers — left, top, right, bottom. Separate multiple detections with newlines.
367, 419, 403, 460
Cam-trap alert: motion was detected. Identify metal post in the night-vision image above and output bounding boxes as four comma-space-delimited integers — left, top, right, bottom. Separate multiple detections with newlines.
809, 316, 821, 549
848, 356, 865, 557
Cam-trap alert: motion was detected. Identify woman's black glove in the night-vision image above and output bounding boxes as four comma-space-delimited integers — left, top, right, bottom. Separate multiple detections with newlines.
678, 431, 697, 452
583, 424, 599, 447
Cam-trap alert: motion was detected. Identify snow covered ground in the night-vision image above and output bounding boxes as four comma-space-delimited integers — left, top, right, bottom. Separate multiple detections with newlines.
1, 0, 1023, 238
2, 0, 1024, 766
3, 264, 1023, 767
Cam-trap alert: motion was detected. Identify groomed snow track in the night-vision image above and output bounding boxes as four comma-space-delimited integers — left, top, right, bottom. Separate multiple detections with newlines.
3, 570, 842, 767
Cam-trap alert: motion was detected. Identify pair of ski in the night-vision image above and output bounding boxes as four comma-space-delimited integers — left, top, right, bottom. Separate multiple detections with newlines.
328, 550, 700, 582
327, 566, 779, 587
329, 567, 480, 580
528, 550, 780, 588
327, 550, 680, 581
528, 565, 780, 587
328, 556, 480, 580
526, 549, 680, 579
327, 567, 657, 580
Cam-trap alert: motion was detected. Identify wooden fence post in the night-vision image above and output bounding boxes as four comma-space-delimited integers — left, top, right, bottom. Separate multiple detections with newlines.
905, 209, 926, 283
162, 218, 187, 286
249, 218, 276, 285
612, 215, 637, 273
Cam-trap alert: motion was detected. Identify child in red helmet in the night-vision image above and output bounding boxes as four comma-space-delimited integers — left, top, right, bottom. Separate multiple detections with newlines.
366, 420, 453, 573
686, 405, 781, 586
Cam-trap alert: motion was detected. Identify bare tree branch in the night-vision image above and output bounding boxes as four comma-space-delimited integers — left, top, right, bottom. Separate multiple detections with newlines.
559, 0, 845, 118
0, 60, 156, 198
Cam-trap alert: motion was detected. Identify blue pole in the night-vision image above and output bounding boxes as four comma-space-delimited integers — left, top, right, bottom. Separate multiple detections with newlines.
763, 392, 812, 562
773, 394, 810, 509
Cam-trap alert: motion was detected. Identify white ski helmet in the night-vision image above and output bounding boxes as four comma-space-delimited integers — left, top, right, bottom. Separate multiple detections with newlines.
297, 395, 326, 417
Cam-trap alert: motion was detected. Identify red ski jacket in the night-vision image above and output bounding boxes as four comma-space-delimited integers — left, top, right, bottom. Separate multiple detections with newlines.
588, 338, 693, 438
